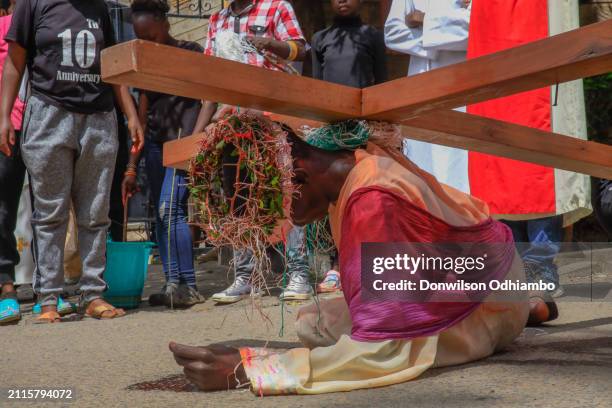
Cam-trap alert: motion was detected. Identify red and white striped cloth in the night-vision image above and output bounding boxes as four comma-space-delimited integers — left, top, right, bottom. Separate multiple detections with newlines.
465, 0, 591, 226
204, 0, 305, 70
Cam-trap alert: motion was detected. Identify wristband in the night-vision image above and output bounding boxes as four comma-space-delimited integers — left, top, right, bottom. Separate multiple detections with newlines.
286, 41, 298, 61
124, 169, 137, 178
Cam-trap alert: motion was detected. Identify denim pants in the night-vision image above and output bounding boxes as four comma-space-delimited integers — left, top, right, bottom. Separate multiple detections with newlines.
0, 131, 25, 286
145, 141, 196, 288
503, 215, 563, 287
234, 226, 310, 283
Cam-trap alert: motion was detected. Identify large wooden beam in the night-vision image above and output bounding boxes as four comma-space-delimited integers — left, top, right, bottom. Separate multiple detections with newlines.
101, 40, 362, 122
363, 19, 612, 121
164, 111, 612, 179
402, 111, 612, 180
162, 113, 323, 170
163, 133, 206, 170
272, 113, 612, 180
102, 22, 612, 123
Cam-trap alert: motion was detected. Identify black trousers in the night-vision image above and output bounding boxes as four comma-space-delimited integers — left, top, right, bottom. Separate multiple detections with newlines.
108, 111, 129, 242
0, 131, 25, 285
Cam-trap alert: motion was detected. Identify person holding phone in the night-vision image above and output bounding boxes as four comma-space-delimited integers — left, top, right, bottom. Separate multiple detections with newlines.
193, 0, 313, 304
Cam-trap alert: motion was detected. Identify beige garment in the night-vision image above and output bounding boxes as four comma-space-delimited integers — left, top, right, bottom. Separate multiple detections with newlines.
240, 149, 529, 395
64, 207, 82, 282
241, 254, 528, 396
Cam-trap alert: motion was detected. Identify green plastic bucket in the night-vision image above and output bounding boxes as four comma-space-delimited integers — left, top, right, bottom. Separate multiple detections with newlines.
104, 240, 154, 309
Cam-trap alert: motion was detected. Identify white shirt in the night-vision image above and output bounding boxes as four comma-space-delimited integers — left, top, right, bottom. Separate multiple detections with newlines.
385, 0, 471, 75
384, 0, 472, 193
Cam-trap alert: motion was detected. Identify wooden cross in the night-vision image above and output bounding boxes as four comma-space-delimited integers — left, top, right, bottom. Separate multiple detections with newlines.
101, 19, 612, 178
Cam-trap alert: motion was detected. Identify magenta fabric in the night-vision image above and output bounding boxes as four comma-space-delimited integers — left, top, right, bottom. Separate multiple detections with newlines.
339, 187, 516, 342
0, 15, 25, 130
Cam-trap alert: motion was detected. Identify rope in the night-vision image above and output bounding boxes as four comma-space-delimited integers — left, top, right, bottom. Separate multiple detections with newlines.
304, 120, 371, 151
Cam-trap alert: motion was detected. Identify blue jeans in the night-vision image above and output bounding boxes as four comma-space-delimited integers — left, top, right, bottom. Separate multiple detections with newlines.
503, 215, 563, 287
145, 141, 196, 288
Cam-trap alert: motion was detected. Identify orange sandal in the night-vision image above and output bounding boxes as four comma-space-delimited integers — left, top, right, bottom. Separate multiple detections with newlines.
85, 300, 126, 320
34, 310, 62, 324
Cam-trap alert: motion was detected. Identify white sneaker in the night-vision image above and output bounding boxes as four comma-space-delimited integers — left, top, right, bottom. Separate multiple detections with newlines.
280, 275, 313, 301
211, 276, 257, 304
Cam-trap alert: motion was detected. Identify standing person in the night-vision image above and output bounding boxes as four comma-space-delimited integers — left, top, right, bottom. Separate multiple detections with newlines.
122, 0, 205, 308
384, 0, 471, 193
0, 0, 144, 323
192, 0, 312, 304
310, 0, 387, 292
466, 0, 591, 305
312, 0, 387, 89
0, 0, 25, 325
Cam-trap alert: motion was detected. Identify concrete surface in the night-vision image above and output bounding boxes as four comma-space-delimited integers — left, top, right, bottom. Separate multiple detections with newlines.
1, 257, 611, 408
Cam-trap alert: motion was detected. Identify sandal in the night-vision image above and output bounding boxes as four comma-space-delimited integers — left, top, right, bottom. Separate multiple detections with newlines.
32, 296, 75, 316
0, 298, 21, 325
34, 310, 62, 324
317, 270, 342, 293
85, 299, 126, 320
527, 292, 559, 326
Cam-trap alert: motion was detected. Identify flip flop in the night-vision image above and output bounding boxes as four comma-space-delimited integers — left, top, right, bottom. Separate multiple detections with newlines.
0, 298, 21, 325
527, 292, 559, 326
34, 310, 62, 324
85, 300, 126, 320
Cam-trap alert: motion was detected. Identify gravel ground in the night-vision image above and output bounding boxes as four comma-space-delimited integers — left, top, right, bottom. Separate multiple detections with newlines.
1, 257, 611, 408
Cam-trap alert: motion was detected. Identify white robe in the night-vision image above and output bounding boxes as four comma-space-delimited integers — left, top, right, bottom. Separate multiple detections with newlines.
385, 0, 471, 193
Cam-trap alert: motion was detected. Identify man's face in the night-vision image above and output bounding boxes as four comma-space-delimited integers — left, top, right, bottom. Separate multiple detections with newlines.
290, 161, 330, 226
331, 0, 361, 18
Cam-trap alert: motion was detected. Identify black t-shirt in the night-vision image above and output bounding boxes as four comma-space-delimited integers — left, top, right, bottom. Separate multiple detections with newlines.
6, 0, 116, 113
312, 16, 387, 89
141, 40, 203, 143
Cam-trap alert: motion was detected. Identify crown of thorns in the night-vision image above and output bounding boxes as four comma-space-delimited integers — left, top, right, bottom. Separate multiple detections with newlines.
188, 113, 294, 251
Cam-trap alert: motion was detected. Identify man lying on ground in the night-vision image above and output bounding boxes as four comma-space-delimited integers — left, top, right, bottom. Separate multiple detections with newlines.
169, 120, 556, 395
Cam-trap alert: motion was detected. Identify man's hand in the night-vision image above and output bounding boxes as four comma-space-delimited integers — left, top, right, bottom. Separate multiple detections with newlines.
122, 174, 139, 206
127, 117, 145, 153
247, 35, 272, 52
170, 342, 247, 391
0, 116, 15, 157
406, 9, 425, 28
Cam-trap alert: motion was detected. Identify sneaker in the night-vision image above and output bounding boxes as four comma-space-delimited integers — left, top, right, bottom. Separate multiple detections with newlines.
163, 283, 180, 309
280, 274, 313, 301
549, 285, 565, 299
0, 297, 21, 325
197, 247, 219, 264
211, 276, 255, 304
173, 285, 205, 308
317, 270, 341, 293
148, 283, 169, 307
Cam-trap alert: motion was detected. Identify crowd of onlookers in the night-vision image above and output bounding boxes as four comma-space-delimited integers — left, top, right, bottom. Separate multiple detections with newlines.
1, 0, 610, 326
